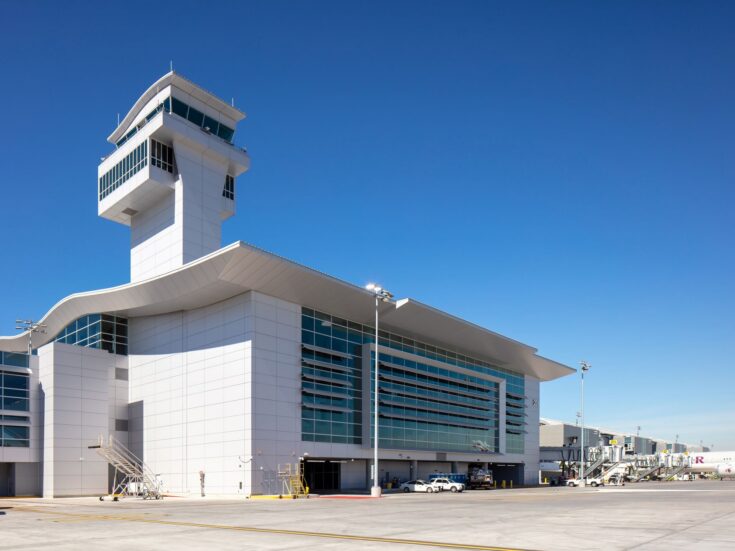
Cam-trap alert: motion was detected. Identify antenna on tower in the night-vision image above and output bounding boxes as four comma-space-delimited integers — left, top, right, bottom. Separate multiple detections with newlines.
170, 60, 174, 72
117, 113, 120, 126
231, 97, 235, 107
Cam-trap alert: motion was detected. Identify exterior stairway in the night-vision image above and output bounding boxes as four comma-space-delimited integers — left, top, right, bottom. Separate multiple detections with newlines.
582, 454, 606, 478
599, 461, 622, 480
277, 463, 309, 497
632, 464, 661, 482
89, 435, 162, 500
663, 464, 689, 481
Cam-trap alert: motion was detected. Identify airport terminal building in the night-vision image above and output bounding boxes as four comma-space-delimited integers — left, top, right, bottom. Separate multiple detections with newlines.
0, 73, 573, 497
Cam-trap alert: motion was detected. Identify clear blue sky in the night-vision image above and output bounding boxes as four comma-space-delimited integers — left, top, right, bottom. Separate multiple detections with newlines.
1, 1, 733, 449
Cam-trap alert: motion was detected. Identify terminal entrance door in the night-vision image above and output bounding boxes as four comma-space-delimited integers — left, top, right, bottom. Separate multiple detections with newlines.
303, 460, 340, 492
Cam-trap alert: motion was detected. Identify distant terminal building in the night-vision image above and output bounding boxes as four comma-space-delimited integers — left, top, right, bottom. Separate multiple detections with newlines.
540, 418, 700, 465
0, 73, 574, 497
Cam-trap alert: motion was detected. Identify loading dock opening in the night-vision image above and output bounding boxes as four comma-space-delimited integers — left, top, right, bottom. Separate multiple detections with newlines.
303, 460, 340, 492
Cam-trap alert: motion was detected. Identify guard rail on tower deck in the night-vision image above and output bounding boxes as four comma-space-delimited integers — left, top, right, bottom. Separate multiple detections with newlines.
88, 435, 162, 500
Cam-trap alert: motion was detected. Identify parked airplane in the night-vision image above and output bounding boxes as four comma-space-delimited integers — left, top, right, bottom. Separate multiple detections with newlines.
688, 452, 735, 478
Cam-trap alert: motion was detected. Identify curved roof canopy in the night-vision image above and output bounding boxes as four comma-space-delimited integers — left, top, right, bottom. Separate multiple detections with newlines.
0, 242, 574, 382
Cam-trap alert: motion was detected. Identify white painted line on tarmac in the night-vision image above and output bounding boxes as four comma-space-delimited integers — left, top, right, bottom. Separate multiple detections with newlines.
602, 488, 734, 492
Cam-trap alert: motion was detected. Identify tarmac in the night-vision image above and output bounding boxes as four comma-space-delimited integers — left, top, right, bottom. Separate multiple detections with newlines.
1, 480, 734, 550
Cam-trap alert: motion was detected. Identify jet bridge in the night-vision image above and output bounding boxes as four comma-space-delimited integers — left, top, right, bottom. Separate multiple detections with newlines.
567, 446, 695, 484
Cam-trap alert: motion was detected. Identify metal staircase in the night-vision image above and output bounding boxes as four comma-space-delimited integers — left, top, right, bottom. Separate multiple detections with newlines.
632, 464, 661, 482
599, 462, 622, 480
663, 464, 688, 481
89, 435, 162, 500
582, 454, 606, 478
277, 463, 309, 498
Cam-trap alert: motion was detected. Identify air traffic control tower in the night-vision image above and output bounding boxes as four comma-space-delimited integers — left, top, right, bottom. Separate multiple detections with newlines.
97, 72, 250, 282
0, 72, 574, 497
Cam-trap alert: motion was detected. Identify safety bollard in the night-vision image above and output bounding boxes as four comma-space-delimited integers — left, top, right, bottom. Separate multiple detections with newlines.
501, 480, 506, 489
510, 481, 513, 489
493, 480, 497, 489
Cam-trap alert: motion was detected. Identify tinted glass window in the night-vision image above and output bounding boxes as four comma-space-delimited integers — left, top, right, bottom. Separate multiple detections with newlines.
171, 97, 189, 118
203, 116, 219, 133
187, 107, 204, 126
217, 124, 234, 142
3, 374, 28, 390
1, 353, 29, 368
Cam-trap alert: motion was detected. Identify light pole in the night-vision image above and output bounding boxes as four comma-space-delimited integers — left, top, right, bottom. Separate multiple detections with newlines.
579, 361, 591, 487
366, 283, 393, 498
15, 319, 46, 356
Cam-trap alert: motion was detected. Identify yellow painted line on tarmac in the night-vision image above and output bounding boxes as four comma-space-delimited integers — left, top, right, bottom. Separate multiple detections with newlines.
14, 506, 537, 551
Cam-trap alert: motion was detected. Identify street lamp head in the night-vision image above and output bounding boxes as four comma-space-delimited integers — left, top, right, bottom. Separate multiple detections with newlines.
580, 361, 591, 372
366, 283, 393, 301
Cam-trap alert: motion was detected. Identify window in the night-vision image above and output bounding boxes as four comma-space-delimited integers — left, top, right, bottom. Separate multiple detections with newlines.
300, 308, 525, 453
99, 140, 148, 200
217, 124, 234, 142
54, 314, 128, 356
1, 424, 30, 447
171, 97, 189, 119
223, 174, 235, 200
187, 107, 204, 127
1, 370, 29, 412
0, 351, 29, 368
169, 96, 235, 144
203, 115, 218, 132
151, 139, 175, 173
116, 99, 171, 148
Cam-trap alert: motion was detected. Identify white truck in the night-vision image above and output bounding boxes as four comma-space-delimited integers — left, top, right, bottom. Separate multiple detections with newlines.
567, 477, 604, 487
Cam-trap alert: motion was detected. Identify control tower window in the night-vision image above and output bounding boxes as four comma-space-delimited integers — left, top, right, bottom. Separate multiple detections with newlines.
151, 139, 175, 174
223, 174, 235, 200
99, 140, 148, 200
170, 96, 235, 144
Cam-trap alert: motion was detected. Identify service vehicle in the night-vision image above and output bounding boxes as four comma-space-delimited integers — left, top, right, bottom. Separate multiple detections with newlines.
467, 468, 494, 489
606, 473, 625, 486
567, 477, 604, 487
430, 477, 465, 492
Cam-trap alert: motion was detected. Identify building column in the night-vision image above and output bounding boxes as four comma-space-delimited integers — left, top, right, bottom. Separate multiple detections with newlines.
366, 460, 373, 489
409, 460, 418, 480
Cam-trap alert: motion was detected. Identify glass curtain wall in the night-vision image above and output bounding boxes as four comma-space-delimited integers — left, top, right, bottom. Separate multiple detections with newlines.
0, 370, 29, 413
301, 308, 526, 454
54, 314, 129, 355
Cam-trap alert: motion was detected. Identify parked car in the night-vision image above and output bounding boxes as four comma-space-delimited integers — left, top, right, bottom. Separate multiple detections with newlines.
399, 480, 439, 493
431, 477, 465, 492
567, 477, 604, 487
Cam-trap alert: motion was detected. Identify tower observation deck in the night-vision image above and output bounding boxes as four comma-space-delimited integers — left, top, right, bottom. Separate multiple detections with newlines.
98, 72, 250, 282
